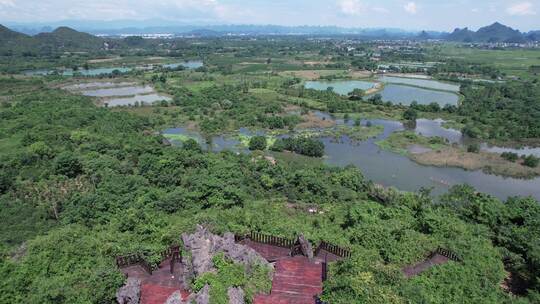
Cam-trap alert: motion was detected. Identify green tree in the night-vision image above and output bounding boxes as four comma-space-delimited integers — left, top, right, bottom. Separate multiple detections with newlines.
403, 108, 418, 121
523, 155, 540, 168
501, 152, 518, 162
467, 143, 480, 153
249, 136, 267, 151
54, 152, 83, 178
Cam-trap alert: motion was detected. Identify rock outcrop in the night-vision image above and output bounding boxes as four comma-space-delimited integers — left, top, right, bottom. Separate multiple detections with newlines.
164, 291, 183, 304
298, 234, 314, 261
180, 226, 271, 303
116, 278, 141, 304
181, 225, 269, 278
190, 284, 210, 304
228, 287, 245, 304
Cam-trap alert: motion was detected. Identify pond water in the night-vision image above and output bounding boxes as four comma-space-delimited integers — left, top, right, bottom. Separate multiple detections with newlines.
80, 86, 154, 97
63, 67, 132, 76
105, 94, 171, 107
305, 80, 459, 106
162, 127, 252, 153
378, 76, 460, 92
304, 80, 375, 95
64, 81, 171, 107
23, 69, 55, 76
23, 60, 203, 76
162, 61, 204, 70
24, 67, 132, 76
63, 82, 136, 90
414, 119, 463, 144
481, 144, 540, 157
375, 84, 459, 106
163, 116, 540, 201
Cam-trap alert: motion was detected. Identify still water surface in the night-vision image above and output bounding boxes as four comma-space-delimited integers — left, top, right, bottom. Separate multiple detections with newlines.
163, 115, 540, 201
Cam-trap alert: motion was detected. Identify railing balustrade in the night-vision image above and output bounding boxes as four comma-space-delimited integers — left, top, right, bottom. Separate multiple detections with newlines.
116, 245, 182, 275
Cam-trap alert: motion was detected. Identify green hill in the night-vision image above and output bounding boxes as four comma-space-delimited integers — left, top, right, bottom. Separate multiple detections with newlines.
447, 22, 527, 43
475, 22, 525, 43
447, 27, 475, 42
0, 24, 29, 41
34, 26, 104, 50
0, 24, 104, 55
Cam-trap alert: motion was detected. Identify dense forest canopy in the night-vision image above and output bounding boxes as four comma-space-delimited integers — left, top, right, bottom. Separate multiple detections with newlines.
0, 78, 539, 303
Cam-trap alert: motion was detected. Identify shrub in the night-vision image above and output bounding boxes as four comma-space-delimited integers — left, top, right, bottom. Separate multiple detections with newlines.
467, 143, 480, 153
183, 139, 202, 152
272, 137, 325, 157
54, 152, 83, 178
249, 136, 267, 151
501, 152, 519, 162
403, 108, 417, 121
523, 155, 540, 168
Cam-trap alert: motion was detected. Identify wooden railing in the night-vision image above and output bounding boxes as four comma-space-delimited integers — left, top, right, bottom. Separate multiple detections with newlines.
116, 253, 154, 275
315, 241, 351, 258
237, 231, 295, 249
160, 245, 182, 263
237, 231, 352, 261
434, 247, 462, 262
116, 245, 182, 275
321, 261, 328, 282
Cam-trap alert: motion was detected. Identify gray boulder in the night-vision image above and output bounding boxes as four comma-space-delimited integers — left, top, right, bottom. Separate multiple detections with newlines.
181, 225, 270, 278
164, 291, 183, 304
181, 226, 215, 276
189, 284, 210, 304
228, 287, 245, 304
116, 278, 141, 304
298, 234, 314, 261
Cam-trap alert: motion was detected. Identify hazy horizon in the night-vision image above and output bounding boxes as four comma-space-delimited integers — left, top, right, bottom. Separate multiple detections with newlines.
0, 0, 539, 32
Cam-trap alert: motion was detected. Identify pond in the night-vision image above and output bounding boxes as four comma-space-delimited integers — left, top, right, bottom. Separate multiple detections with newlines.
305, 80, 460, 106
62, 67, 132, 76
105, 94, 172, 107
162, 127, 250, 152
23, 60, 204, 76
162, 61, 204, 70
413, 119, 463, 144
80, 86, 154, 97
378, 76, 460, 92
373, 84, 459, 106
63, 81, 171, 107
63, 82, 136, 90
162, 116, 540, 201
24, 67, 132, 76
304, 80, 375, 95
481, 144, 540, 157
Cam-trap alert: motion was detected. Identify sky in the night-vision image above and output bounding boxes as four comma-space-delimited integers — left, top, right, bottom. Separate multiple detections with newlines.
0, 0, 539, 31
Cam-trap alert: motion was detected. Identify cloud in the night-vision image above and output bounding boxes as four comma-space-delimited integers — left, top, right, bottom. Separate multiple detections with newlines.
404, 2, 417, 14
372, 7, 390, 14
339, 0, 366, 16
506, 2, 536, 15
0, 0, 15, 7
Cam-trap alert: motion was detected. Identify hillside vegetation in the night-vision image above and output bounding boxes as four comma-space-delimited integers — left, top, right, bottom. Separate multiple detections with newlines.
0, 80, 539, 303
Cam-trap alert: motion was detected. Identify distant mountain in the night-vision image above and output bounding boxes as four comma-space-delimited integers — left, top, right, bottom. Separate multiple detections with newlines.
7, 21, 424, 38
0, 24, 105, 54
447, 27, 476, 42
475, 22, 525, 43
526, 30, 540, 41
416, 31, 431, 40
0, 24, 34, 54
34, 26, 104, 50
447, 22, 531, 43
0, 24, 29, 40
